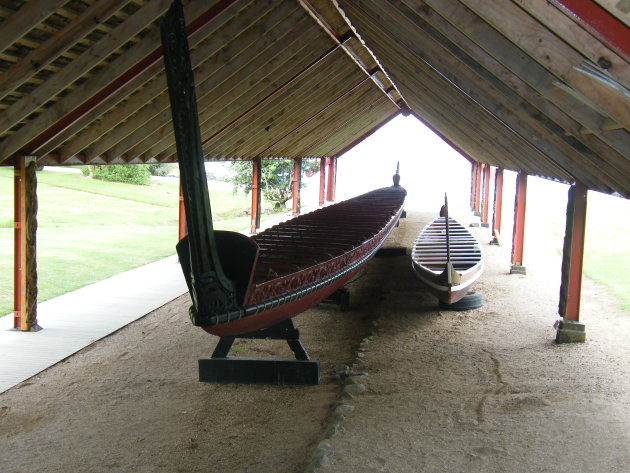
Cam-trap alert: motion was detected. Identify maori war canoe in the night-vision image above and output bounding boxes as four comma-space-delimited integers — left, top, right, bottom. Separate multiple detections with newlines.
161, 1, 406, 337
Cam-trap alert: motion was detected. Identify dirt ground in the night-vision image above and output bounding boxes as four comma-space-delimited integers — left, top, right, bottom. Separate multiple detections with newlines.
1, 210, 628, 473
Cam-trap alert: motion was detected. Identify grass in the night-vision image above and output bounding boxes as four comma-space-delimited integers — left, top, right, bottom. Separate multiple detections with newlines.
582, 192, 630, 310
0, 168, 277, 317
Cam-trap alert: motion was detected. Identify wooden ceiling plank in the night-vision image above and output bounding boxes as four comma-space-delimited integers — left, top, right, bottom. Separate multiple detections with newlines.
514, 0, 629, 90
196, 45, 343, 153
0, 0, 243, 165
328, 108, 400, 159
0, 0, 172, 138
417, 0, 630, 170
457, 0, 630, 130
131, 20, 327, 160
204, 52, 360, 156
105, 5, 316, 161
361, 0, 629, 190
286, 92, 393, 158
261, 79, 375, 156
306, 102, 397, 158
76, 0, 290, 162
340, 2, 569, 182
400, 0, 630, 171
418, 0, 612, 128
298, 0, 405, 110
249, 78, 378, 157
0, 0, 68, 54
0, 2, 130, 102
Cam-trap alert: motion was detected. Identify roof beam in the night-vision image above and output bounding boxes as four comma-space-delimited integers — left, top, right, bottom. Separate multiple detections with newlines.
298, 0, 406, 110
63, 0, 285, 163
0, 1, 124, 102
340, 0, 572, 181
135, 22, 327, 161
457, 0, 630, 130
0, 0, 67, 53
367, 1, 629, 190
0, 0, 172, 138
552, 0, 630, 60
401, 1, 629, 170
0, 0, 241, 165
331, 110, 400, 159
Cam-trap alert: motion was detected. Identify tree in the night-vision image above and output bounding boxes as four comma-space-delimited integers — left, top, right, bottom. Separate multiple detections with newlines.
229, 159, 319, 210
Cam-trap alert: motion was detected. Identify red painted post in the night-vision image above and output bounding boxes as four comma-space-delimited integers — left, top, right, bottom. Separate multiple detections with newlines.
556, 181, 588, 343
326, 156, 336, 202
178, 182, 186, 241
491, 167, 504, 244
251, 158, 261, 233
470, 161, 478, 211
13, 156, 25, 330
481, 164, 491, 226
292, 158, 301, 216
319, 157, 326, 206
474, 163, 483, 215
560, 181, 588, 321
510, 171, 527, 274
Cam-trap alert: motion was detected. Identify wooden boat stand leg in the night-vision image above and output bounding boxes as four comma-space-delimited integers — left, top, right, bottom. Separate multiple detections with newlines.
199, 319, 320, 385
321, 288, 350, 312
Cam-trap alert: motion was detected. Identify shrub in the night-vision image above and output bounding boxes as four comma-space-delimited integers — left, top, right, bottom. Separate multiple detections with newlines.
146, 163, 175, 177
89, 164, 151, 185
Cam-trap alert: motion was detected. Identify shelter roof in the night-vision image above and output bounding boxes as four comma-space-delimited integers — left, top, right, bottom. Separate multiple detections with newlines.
0, 0, 628, 197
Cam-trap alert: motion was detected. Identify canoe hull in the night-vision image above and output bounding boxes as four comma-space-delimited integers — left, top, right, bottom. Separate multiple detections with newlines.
203, 188, 405, 336
411, 216, 482, 305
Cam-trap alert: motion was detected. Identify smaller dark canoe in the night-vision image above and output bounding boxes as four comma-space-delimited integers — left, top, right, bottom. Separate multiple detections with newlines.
411, 216, 482, 304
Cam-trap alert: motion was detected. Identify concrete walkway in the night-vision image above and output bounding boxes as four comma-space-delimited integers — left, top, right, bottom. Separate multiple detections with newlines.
0, 255, 188, 394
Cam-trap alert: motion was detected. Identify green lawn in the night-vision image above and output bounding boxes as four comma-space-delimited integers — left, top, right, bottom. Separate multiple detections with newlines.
582, 192, 630, 310
0, 168, 275, 317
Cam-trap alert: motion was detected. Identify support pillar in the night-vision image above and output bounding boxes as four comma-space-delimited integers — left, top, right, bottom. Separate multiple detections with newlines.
291, 158, 302, 216
481, 164, 491, 227
470, 161, 477, 211
556, 181, 588, 343
491, 168, 504, 245
510, 171, 527, 275
178, 182, 186, 241
474, 163, 483, 216
251, 158, 261, 233
318, 157, 326, 207
326, 157, 336, 202
14, 156, 41, 331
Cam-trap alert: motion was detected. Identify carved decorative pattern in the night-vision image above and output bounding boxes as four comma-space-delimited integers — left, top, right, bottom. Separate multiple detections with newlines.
25, 160, 38, 328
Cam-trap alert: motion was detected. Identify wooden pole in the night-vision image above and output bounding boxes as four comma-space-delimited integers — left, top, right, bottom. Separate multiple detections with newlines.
510, 171, 527, 274
291, 158, 302, 216
251, 158, 261, 233
556, 181, 588, 343
559, 181, 588, 321
474, 163, 483, 215
326, 157, 336, 202
14, 156, 40, 331
319, 157, 326, 206
481, 163, 491, 226
491, 167, 504, 244
470, 161, 478, 211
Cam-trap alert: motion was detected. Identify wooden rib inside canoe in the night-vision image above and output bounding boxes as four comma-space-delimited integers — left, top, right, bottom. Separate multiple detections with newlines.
411, 215, 483, 304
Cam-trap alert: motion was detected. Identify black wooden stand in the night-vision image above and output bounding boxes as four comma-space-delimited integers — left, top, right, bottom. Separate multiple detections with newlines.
199, 319, 319, 385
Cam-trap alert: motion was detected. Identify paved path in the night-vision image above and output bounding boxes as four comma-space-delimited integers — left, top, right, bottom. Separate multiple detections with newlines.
0, 255, 188, 394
